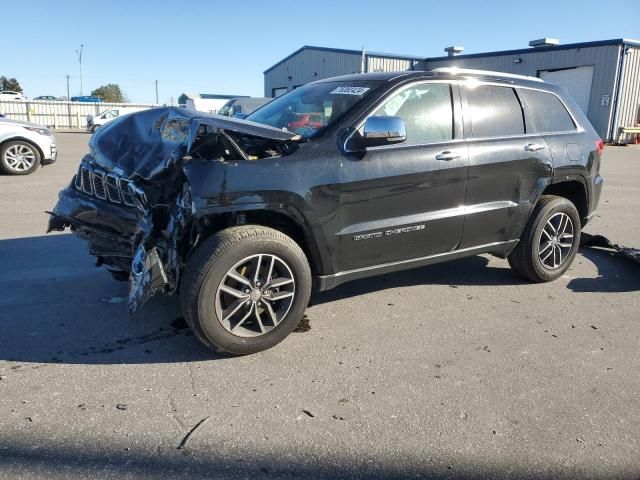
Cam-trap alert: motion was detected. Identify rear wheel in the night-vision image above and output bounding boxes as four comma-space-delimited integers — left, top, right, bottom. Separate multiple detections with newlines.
508, 195, 581, 282
0, 140, 41, 175
180, 226, 312, 355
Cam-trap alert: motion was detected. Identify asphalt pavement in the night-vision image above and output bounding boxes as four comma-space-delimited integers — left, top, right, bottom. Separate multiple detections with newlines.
0, 133, 639, 479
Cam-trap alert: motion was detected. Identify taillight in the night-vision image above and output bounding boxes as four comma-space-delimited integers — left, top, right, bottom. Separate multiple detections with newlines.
595, 139, 604, 157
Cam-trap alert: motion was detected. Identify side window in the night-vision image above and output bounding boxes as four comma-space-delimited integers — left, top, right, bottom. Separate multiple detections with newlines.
517, 89, 576, 133
372, 83, 453, 144
466, 85, 524, 137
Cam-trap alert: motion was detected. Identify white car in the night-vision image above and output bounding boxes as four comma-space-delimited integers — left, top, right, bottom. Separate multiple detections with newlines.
87, 107, 146, 133
0, 91, 26, 101
0, 118, 57, 175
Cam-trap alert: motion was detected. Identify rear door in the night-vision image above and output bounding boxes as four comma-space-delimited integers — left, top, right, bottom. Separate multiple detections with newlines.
459, 82, 553, 249
339, 80, 468, 271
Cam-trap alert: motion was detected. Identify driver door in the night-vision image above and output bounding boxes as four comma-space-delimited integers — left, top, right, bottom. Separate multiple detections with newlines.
338, 81, 468, 271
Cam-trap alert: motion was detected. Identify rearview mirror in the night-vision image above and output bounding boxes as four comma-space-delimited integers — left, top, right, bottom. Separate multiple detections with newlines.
354, 116, 406, 149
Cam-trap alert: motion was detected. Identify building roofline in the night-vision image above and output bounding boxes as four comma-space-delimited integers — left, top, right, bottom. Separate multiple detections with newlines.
263, 45, 420, 74
424, 38, 640, 62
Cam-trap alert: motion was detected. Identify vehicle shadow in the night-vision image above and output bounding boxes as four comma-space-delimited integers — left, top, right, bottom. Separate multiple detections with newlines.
567, 246, 640, 293
310, 255, 526, 306
1, 234, 636, 366
0, 233, 218, 366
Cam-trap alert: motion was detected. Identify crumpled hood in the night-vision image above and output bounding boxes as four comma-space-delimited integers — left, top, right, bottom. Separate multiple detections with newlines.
88, 106, 298, 181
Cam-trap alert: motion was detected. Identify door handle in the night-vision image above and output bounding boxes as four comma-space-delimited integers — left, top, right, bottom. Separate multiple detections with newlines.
524, 143, 546, 152
435, 151, 461, 161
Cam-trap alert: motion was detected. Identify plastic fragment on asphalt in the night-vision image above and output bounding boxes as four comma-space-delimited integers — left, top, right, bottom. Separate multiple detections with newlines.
580, 233, 640, 265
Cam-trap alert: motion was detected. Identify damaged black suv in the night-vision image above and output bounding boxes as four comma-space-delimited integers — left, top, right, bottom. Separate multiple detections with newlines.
49, 69, 604, 355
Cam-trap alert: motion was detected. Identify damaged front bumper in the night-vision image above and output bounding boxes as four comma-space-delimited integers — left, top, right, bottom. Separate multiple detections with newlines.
47, 106, 300, 316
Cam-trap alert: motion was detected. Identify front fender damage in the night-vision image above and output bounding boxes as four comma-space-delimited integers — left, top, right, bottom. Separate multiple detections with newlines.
47, 107, 301, 317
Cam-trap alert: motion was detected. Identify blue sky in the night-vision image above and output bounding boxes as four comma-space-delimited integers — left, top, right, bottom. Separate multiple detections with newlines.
3, 0, 638, 103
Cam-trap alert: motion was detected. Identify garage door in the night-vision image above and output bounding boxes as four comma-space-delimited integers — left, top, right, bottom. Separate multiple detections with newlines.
539, 66, 594, 115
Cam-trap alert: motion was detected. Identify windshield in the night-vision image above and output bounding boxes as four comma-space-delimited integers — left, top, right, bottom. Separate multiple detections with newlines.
247, 80, 381, 138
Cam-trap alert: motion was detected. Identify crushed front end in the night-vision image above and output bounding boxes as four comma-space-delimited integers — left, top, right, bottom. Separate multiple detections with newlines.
47, 107, 298, 315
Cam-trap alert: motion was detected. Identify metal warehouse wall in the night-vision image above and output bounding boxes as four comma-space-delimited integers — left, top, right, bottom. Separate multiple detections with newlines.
616, 47, 640, 138
264, 49, 362, 96
421, 45, 621, 140
367, 56, 413, 72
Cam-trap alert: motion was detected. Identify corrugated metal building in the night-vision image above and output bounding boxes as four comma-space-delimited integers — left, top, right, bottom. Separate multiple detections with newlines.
264, 39, 640, 141
263, 46, 420, 98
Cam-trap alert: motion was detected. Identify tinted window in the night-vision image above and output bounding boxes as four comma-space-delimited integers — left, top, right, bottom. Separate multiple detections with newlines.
518, 89, 576, 133
372, 83, 453, 144
466, 85, 524, 137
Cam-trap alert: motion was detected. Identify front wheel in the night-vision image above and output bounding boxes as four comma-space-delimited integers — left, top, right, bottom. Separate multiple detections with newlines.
0, 140, 41, 175
180, 226, 312, 355
508, 195, 581, 282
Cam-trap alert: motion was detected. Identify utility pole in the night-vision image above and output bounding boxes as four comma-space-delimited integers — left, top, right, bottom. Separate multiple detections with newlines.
66, 75, 70, 100
154, 80, 159, 104
76, 44, 84, 95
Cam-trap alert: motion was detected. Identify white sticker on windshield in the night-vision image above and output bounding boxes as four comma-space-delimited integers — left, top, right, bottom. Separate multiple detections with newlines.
330, 86, 370, 96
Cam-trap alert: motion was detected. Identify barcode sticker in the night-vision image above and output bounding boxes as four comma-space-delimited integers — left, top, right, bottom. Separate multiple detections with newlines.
330, 86, 370, 96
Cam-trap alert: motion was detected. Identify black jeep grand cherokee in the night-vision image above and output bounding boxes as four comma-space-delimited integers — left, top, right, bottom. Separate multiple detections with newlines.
49, 69, 604, 355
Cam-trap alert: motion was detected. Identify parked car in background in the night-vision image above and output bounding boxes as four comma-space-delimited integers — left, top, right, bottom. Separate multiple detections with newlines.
0, 117, 56, 175
71, 96, 102, 103
49, 69, 603, 355
33, 95, 58, 101
0, 91, 26, 102
217, 97, 272, 117
87, 107, 146, 133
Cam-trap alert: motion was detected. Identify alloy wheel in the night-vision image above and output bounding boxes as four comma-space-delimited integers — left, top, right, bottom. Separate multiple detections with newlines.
4, 144, 36, 172
215, 254, 295, 337
539, 212, 574, 269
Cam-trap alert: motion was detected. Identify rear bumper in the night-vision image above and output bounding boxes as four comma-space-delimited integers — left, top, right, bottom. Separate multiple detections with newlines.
585, 173, 604, 224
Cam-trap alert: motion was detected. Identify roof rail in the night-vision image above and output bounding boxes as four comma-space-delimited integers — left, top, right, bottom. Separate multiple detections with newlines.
431, 67, 544, 83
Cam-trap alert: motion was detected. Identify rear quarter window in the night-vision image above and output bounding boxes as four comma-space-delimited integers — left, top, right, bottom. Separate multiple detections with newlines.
466, 85, 524, 137
517, 89, 576, 133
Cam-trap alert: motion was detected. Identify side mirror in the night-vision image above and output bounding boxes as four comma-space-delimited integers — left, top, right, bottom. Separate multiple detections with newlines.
352, 116, 406, 150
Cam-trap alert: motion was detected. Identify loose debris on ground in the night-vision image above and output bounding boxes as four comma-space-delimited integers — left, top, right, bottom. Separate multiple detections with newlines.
581, 233, 640, 265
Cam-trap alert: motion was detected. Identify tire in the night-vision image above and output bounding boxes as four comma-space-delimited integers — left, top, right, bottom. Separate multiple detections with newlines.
0, 140, 41, 175
508, 195, 581, 282
180, 225, 312, 355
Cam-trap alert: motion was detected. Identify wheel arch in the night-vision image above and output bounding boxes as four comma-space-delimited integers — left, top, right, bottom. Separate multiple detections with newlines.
542, 177, 589, 226
0, 136, 45, 161
193, 206, 325, 278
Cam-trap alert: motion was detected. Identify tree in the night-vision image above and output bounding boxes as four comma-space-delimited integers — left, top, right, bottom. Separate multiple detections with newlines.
91, 84, 127, 103
0, 76, 23, 92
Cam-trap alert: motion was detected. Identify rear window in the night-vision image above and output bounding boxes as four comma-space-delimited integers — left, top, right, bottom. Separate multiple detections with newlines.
466, 85, 524, 137
518, 89, 576, 133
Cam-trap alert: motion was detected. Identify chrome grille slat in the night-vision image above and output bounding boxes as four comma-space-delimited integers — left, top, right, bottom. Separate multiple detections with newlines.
119, 179, 137, 206
81, 166, 93, 195
73, 164, 136, 208
92, 171, 107, 199
105, 174, 121, 203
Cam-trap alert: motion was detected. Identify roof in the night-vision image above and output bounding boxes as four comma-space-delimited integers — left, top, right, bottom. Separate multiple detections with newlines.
312, 69, 550, 89
425, 38, 640, 62
263, 45, 421, 74
180, 93, 248, 101
313, 71, 426, 83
